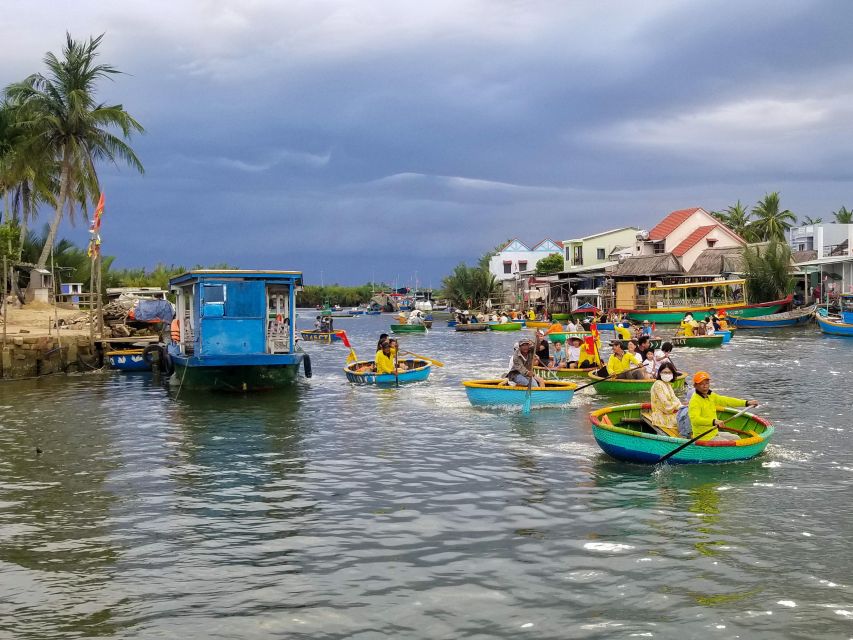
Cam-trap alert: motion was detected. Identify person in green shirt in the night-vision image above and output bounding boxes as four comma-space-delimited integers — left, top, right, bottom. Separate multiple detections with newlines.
688, 371, 759, 441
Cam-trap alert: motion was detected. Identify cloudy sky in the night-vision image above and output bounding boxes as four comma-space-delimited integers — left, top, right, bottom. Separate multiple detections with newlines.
4, 0, 853, 286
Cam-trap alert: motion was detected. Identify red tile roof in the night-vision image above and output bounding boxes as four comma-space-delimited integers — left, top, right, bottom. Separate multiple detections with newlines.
672, 225, 717, 256
648, 207, 701, 241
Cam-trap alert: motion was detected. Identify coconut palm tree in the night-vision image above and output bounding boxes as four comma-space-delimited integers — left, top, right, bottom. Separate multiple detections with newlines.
801, 215, 822, 225
717, 200, 753, 240
750, 192, 796, 242
832, 206, 853, 224
4, 33, 144, 269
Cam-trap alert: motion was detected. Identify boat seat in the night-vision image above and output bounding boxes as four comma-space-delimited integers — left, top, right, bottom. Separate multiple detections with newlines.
641, 412, 680, 438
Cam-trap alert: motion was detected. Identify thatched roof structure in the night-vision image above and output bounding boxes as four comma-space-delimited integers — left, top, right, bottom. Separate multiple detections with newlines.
792, 250, 817, 263
611, 253, 683, 277
687, 247, 745, 276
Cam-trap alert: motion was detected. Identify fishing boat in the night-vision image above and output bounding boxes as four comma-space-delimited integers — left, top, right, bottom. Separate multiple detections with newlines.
390, 323, 427, 334
300, 330, 342, 343
728, 304, 815, 328
167, 270, 310, 391
615, 279, 791, 323
534, 365, 597, 379
462, 379, 577, 408
547, 331, 593, 344
816, 297, 853, 336
588, 403, 774, 464
106, 348, 151, 371
344, 359, 431, 384
489, 322, 523, 331
670, 334, 724, 348
455, 323, 490, 332
586, 372, 687, 394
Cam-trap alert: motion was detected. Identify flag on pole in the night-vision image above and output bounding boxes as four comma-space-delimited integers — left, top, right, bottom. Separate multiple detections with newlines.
88, 192, 105, 257
335, 330, 351, 348
92, 193, 105, 232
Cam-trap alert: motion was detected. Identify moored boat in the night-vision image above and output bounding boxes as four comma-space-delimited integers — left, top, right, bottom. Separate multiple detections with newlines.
728, 304, 815, 328
586, 371, 687, 394
391, 323, 427, 334
462, 379, 576, 408
455, 323, 489, 332
489, 322, 523, 331
344, 359, 431, 384
167, 270, 310, 391
300, 330, 342, 343
816, 314, 853, 336
447, 320, 457, 327
107, 348, 151, 371
588, 402, 774, 464
551, 313, 570, 321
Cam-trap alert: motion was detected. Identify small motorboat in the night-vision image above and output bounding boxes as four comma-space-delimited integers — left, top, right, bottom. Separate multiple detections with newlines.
588, 402, 774, 464
344, 359, 431, 384
462, 379, 576, 408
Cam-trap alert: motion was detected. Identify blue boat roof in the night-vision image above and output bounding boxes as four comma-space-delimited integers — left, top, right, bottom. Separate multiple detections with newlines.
170, 269, 303, 287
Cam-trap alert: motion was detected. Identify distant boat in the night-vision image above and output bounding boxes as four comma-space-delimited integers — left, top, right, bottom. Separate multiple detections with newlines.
729, 304, 815, 328
816, 298, 853, 336
344, 359, 431, 384
167, 270, 310, 391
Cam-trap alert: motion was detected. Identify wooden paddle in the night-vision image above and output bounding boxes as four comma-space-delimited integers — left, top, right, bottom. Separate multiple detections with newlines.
398, 350, 444, 367
656, 404, 754, 465
572, 368, 636, 391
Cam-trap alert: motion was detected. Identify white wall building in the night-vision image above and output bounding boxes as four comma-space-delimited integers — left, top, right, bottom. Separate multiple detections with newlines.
488, 238, 564, 281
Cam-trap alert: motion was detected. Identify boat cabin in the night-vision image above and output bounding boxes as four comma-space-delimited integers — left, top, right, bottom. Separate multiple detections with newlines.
169, 270, 301, 358
616, 278, 747, 311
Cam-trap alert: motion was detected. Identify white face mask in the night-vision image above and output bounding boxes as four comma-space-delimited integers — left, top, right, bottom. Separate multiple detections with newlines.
660, 372, 674, 382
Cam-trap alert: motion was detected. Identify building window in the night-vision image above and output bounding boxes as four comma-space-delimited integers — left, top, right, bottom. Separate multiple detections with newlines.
706, 239, 717, 247
596, 248, 606, 260
503, 261, 512, 274
518, 261, 528, 271
573, 246, 583, 266
653, 241, 666, 254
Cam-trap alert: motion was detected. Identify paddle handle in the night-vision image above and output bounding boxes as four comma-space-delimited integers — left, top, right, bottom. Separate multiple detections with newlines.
657, 404, 754, 464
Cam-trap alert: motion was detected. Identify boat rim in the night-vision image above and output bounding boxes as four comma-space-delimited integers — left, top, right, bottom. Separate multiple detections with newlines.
461, 379, 577, 390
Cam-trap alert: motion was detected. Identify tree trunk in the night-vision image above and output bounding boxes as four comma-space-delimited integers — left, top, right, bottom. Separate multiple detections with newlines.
36, 151, 71, 270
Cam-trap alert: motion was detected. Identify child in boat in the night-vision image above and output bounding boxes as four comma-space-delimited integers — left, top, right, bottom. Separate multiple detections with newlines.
565, 336, 583, 368
652, 341, 676, 376
550, 341, 567, 369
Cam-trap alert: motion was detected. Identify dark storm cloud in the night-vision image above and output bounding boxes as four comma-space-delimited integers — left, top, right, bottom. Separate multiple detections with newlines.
5, 1, 853, 283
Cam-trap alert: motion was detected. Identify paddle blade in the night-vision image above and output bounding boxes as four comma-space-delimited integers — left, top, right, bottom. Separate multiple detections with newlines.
521, 391, 532, 415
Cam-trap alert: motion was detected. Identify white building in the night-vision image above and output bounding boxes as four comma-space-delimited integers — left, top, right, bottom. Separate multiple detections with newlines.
488, 238, 564, 281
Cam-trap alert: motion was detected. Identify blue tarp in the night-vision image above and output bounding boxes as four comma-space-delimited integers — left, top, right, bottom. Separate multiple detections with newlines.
134, 299, 175, 323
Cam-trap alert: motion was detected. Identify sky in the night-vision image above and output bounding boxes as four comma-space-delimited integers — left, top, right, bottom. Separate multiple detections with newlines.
4, 0, 853, 287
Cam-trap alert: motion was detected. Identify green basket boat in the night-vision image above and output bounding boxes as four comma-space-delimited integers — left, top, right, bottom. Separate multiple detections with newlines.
390, 324, 427, 334
586, 371, 687, 394
534, 366, 598, 379
589, 402, 775, 464
551, 313, 570, 321
489, 322, 523, 331
546, 331, 593, 344
670, 334, 724, 348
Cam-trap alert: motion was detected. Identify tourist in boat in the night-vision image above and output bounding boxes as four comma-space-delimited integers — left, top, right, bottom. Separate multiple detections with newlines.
314, 315, 323, 331
703, 315, 716, 335
652, 341, 676, 375
648, 362, 682, 433
566, 336, 583, 368
551, 340, 567, 369
680, 313, 696, 336
506, 338, 545, 387
534, 330, 550, 366
547, 320, 564, 334
388, 338, 407, 370
527, 308, 536, 321
374, 341, 397, 374
376, 333, 390, 352
626, 339, 650, 378
716, 310, 729, 330
615, 323, 633, 341
565, 318, 579, 332
688, 371, 758, 442
636, 335, 652, 361
640, 319, 653, 336
407, 310, 425, 325
607, 340, 645, 380
499, 312, 510, 324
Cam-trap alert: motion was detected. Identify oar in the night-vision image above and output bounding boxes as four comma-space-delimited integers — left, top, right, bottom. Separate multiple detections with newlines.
572, 368, 636, 391
656, 405, 753, 465
394, 346, 400, 388
398, 350, 444, 367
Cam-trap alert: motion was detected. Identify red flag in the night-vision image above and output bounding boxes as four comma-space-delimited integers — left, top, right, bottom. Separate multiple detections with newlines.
92, 193, 105, 232
651, 322, 656, 332
335, 330, 351, 348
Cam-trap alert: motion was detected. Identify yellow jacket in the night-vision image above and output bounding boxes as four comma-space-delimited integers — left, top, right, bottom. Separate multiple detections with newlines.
375, 350, 396, 375
579, 344, 599, 366
688, 391, 746, 440
615, 325, 632, 340
606, 353, 633, 375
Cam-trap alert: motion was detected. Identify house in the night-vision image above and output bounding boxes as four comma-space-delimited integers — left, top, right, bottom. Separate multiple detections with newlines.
562, 227, 641, 272
790, 223, 853, 259
487, 238, 564, 281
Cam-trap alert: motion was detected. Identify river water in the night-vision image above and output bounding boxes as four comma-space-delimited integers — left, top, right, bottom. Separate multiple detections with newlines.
1, 313, 851, 639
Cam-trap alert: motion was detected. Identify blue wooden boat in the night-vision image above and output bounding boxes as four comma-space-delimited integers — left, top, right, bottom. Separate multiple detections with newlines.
107, 348, 151, 371
344, 359, 431, 384
728, 305, 815, 328
167, 270, 310, 391
714, 329, 733, 343
462, 379, 576, 408
816, 313, 853, 336
589, 403, 774, 464
300, 329, 342, 343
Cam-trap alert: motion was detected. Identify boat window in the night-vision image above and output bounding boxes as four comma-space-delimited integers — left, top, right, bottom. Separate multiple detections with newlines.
202, 284, 226, 317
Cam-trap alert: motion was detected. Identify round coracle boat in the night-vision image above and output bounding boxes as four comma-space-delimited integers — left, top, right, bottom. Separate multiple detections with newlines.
546, 331, 593, 344
462, 379, 576, 408
455, 323, 490, 332
344, 359, 431, 384
489, 322, 523, 331
586, 371, 687, 394
300, 330, 342, 343
533, 365, 597, 379
588, 402, 774, 464
390, 323, 427, 334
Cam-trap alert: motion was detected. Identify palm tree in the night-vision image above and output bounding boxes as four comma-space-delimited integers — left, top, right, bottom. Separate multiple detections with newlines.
832, 206, 853, 224
801, 215, 822, 225
750, 192, 796, 242
717, 200, 753, 240
4, 33, 144, 269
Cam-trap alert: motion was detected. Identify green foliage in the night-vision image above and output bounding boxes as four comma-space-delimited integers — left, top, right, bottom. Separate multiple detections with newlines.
743, 240, 795, 303
0, 221, 22, 260
750, 192, 796, 242
832, 206, 852, 224
535, 252, 564, 275
801, 216, 822, 225
478, 239, 512, 270
441, 263, 500, 309
715, 200, 754, 241
298, 284, 381, 308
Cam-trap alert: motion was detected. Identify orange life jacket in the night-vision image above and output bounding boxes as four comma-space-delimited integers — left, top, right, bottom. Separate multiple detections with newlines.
170, 319, 180, 342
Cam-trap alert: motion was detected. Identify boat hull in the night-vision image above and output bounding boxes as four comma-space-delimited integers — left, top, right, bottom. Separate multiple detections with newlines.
623, 296, 791, 324
547, 331, 593, 344
462, 379, 576, 408
525, 321, 551, 329
455, 323, 490, 332
107, 349, 151, 371
390, 324, 427, 333
729, 306, 815, 328
344, 359, 431, 384
447, 320, 457, 327
587, 372, 686, 394
589, 403, 774, 464
816, 315, 853, 336
551, 313, 570, 321
715, 329, 732, 343
300, 330, 341, 343
171, 357, 302, 391
671, 335, 724, 348
534, 366, 597, 379
489, 322, 523, 331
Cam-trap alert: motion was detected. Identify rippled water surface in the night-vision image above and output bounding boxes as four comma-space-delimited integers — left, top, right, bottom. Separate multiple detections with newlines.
1, 314, 852, 639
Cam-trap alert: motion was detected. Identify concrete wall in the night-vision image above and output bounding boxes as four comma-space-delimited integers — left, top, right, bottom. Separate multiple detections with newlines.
563, 228, 640, 269
1, 335, 99, 379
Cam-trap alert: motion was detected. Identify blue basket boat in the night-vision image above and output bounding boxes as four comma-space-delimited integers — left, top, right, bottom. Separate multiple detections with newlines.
300, 330, 342, 343
462, 379, 576, 408
588, 402, 774, 465
344, 359, 431, 384
107, 348, 151, 371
